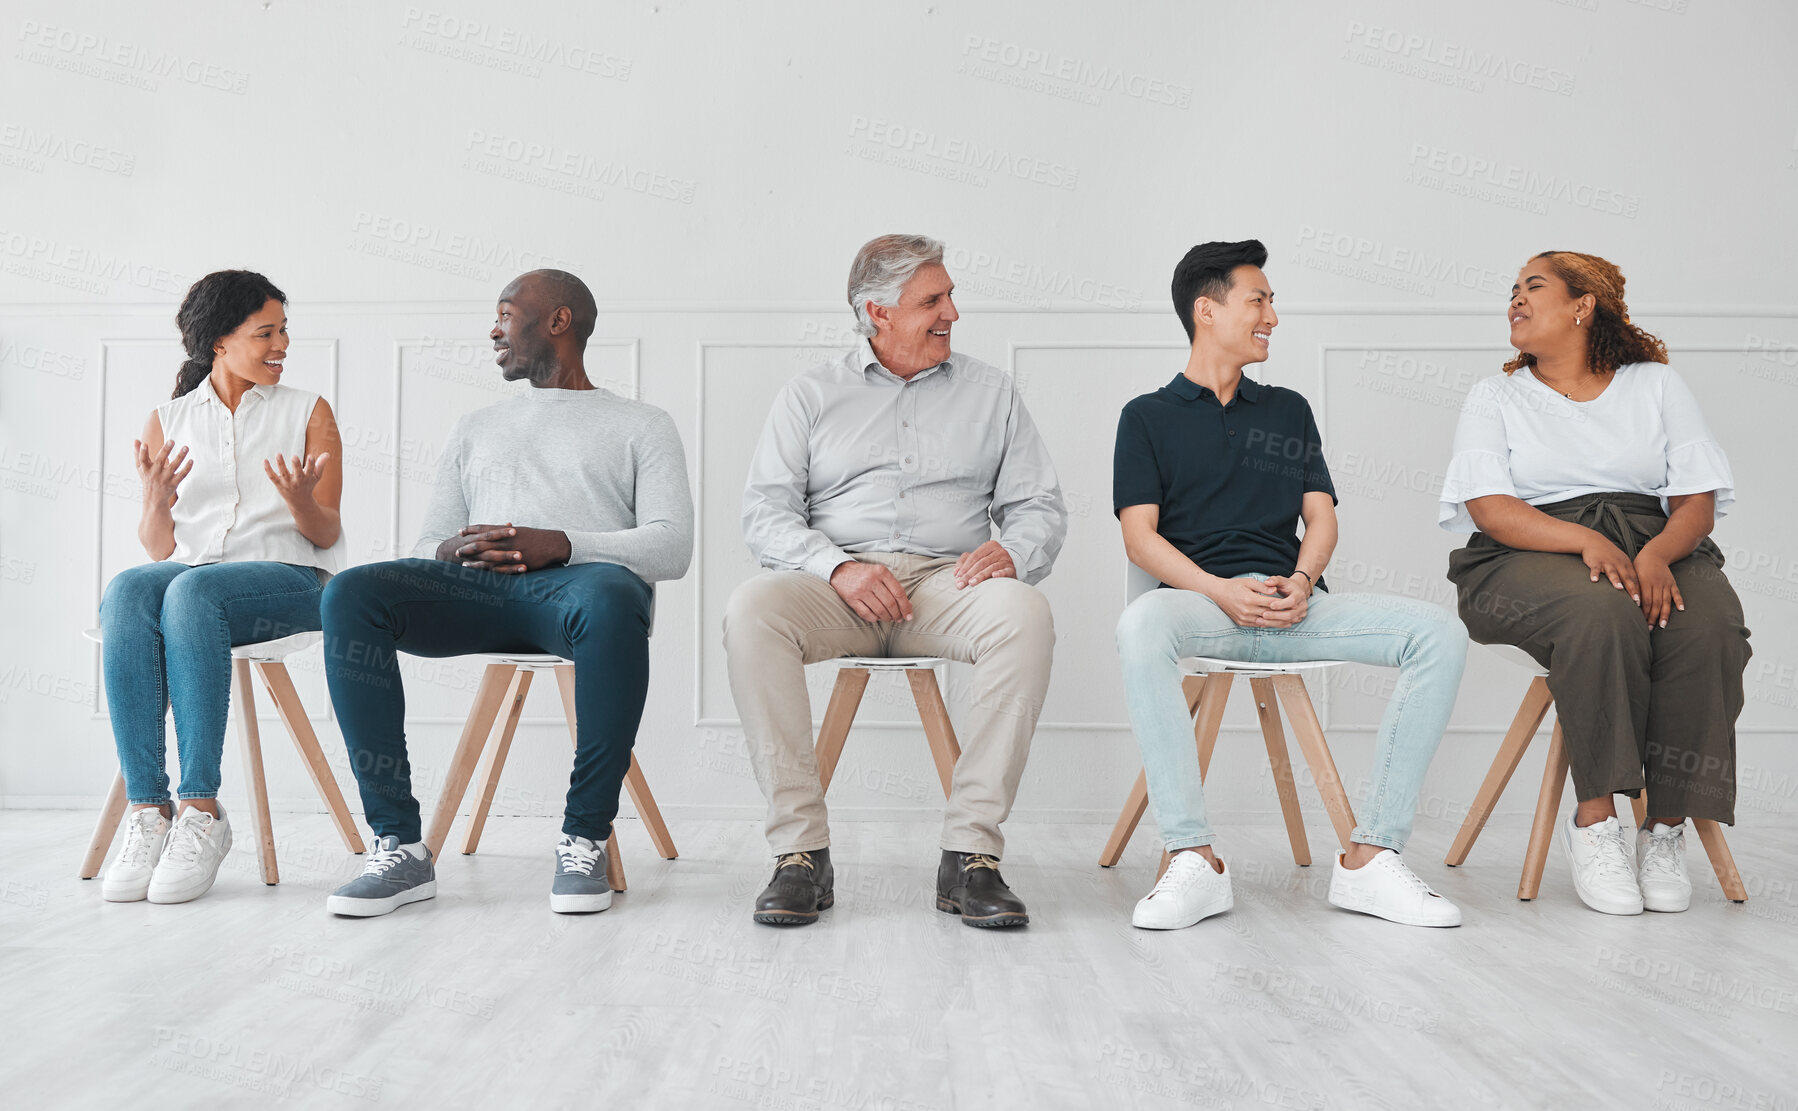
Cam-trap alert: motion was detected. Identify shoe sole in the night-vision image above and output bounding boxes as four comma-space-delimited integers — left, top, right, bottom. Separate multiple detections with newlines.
753, 891, 834, 926
146, 825, 234, 904
1132, 894, 1233, 930
101, 878, 151, 902
327, 880, 438, 918
936, 895, 1029, 928
1561, 828, 1644, 916
1327, 893, 1460, 928
1642, 891, 1692, 913
550, 891, 614, 914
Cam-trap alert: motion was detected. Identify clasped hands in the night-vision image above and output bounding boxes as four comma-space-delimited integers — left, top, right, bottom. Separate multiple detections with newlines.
441, 523, 572, 574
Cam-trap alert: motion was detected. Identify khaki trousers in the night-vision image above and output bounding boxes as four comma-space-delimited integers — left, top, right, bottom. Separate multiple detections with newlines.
723, 553, 1055, 856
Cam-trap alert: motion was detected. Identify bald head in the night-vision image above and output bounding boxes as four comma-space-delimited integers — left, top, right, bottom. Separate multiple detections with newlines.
501, 269, 598, 345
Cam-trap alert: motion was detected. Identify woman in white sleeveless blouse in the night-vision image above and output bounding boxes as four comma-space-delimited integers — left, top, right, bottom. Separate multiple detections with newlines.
96, 270, 346, 904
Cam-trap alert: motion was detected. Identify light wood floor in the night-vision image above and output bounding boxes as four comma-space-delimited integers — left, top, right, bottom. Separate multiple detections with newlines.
2, 810, 1794, 1110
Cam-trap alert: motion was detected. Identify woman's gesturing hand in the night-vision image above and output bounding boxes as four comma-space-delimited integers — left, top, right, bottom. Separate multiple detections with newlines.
135, 438, 192, 507
264, 452, 332, 505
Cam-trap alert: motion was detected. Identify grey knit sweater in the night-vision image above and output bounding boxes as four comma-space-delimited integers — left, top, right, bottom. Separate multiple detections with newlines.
413, 386, 694, 582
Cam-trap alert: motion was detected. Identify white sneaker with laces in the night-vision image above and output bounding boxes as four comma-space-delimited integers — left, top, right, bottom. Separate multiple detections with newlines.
102, 808, 171, 902
147, 805, 234, 904
1561, 814, 1643, 915
1328, 851, 1462, 927
1131, 851, 1232, 930
1636, 821, 1692, 913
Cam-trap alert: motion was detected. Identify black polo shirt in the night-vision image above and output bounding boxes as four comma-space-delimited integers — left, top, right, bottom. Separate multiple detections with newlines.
1113, 373, 1336, 586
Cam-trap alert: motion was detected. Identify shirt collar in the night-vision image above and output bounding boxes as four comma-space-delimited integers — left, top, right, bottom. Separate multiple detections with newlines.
855, 337, 952, 384
195, 376, 274, 407
1165, 372, 1263, 405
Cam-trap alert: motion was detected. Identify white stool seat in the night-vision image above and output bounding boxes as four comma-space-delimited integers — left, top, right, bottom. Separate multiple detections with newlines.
478, 652, 570, 670
1482, 643, 1548, 677
84, 627, 321, 662
1178, 656, 1345, 678
831, 655, 946, 671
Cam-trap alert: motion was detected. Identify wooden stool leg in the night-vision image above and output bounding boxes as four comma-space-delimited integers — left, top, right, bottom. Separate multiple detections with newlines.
605, 834, 626, 892
907, 668, 963, 799
1250, 677, 1310, 867
1097, 673, 1233, 868
80, 772, 130, 879
233, 657, 279, 885
256, 662, 363, 852
1446, 676, 1554, 866
1190, 673, 1234, 781
1628, 793, 1648, 828
425, 663, 514, 858
814, 667, 870, 791
463, 669, 533, 855
623, 756, 679, 860
1099, 770, 1150, 867
1518, 719, 1570, 900
1693, 819, 1747, 902
1271, 673, 1357, 852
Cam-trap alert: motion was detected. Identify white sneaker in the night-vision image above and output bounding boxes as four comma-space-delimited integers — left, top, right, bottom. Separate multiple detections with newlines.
102, 808, 171, 902
1328, 851, 1462, 927
1131, 852, 1233, 930
1562, 814, 1643, 915
1636, 822, 1693, 913
147, 805, 234, 904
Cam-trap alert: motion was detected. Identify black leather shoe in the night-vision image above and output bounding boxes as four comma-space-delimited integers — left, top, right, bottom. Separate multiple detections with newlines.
753, 848, 834, 926
937, 851, 1029, 927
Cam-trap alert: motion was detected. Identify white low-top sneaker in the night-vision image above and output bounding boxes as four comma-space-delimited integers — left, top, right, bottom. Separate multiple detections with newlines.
1328, 851, 1462, 927
1636, 822, 1693, 913
147, 805, 234, 904
102, 808, 171, 902
1562, 814, 1643, 915
1131, 851, 1232, 930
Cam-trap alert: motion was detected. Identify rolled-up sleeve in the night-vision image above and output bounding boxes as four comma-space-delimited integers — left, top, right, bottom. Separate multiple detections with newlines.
564, 409, 695, 582
1439, 379, 1517, 533
742, 381, 853, 579
991, 390, 1067, 586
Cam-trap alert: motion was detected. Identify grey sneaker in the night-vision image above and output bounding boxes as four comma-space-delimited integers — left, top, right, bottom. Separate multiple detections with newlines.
326, 836, 436, 918
550, 834, 612, 914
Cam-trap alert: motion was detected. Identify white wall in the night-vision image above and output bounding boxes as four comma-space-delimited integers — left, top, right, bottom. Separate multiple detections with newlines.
3, 0, 1794, 833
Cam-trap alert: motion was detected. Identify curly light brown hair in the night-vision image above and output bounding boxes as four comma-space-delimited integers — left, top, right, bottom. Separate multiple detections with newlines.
1503, 250, 1668, 376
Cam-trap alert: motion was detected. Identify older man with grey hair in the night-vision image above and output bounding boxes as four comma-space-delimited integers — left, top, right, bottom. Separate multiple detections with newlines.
725, 234, 1067, 929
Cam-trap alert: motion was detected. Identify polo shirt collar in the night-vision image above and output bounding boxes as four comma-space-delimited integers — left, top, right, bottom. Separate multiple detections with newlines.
1165, 372, 1263, 404
856, 338, 952, 383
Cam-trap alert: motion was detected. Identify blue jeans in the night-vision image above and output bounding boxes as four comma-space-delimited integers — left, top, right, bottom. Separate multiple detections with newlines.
322, 558, 653, 844
99, 561, 324, 806
1115, 577, 1468, 853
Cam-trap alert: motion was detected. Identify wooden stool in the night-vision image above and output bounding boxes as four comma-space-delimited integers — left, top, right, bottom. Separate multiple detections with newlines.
80, 629, 362, 885
812, 657, 961, 797
1098, 659, 1354, 876
1445, 644, 1747, 902
425, 655, 678, 892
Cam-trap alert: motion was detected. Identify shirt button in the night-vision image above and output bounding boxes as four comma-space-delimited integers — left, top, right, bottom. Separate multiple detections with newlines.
1228, 430, 1236, 437
902, 421, 909, 428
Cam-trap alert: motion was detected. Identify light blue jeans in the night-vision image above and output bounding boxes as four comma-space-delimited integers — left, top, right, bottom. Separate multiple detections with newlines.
1115, 577, 1468, 853
99, 561, 325, 806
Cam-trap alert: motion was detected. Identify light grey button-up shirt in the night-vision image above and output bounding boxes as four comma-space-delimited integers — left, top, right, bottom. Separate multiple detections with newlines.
742, 339, 1067, 585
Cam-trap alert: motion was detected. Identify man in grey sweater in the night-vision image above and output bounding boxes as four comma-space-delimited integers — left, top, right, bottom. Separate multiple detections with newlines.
321, 269, 693, 918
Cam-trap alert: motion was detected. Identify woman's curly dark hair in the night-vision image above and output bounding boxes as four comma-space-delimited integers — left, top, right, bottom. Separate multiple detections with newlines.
1503, 250, 1667, 377
172, 270, 287, 398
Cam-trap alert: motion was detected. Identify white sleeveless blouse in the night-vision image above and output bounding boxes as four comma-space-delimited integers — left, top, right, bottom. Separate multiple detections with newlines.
155, 377, 343, 573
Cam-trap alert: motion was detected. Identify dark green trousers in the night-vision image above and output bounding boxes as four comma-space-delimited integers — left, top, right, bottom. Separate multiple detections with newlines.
1448, 492, 1750, 823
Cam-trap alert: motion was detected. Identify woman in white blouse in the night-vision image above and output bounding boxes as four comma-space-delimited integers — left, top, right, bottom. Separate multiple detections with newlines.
95, 270, 345, 905
1440, 250, 1749, 917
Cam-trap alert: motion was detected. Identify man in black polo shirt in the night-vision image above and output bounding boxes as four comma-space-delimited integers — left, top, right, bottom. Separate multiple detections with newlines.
1113, 239, 1468, 931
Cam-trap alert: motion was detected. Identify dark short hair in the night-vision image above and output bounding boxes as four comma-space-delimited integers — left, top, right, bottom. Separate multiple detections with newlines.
1171, 240, 1268, 341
